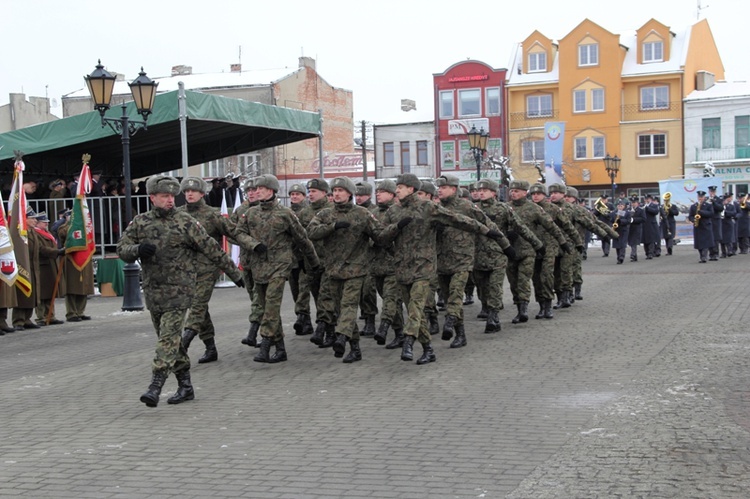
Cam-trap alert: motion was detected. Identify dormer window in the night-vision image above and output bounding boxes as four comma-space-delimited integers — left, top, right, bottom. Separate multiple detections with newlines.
643, 41, 664, 62
578, 43, 598, 66
528, 52, 547, 72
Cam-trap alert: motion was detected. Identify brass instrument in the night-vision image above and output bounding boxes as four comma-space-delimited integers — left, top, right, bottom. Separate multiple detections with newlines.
612, 214, 620, 230
741, 194, 748, 209
663, 192, 672, 212
694, 200, 702, 227
661, 192, 672, 238
595, 197, 611, 216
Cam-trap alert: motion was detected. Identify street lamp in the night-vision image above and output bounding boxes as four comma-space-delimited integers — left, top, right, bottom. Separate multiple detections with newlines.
603, 153, 621, 199
85, 60, 158, 311
467, 125, 489, 181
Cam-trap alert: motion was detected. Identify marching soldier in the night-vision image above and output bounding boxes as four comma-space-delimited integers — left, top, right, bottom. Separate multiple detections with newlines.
417, 181, 442, 338
288, 183, 308, 325
611, 198, 632, 264
355, 181, 378, 337
117, 176, 244, 407
660, 193, 679, 255
688, 190, 715, 263
546, 184, 583, 309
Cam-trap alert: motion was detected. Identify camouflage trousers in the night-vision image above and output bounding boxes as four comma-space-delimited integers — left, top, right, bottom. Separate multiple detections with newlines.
35, 299, 61, 323
242, 267, 263, 324
506, 255, 535, 303
424, 274, 439, 315
373, 274, 404, 330
150, 308, 190, 374
399, 279, 432, 344
254, 274, 288, 341
438, 270, 470, 325
553, 251, 575, 293
315, 271, 341, 326
473, 264, 506, 312
359, 275, 378, 317
288, 265, 302, 304
532, 249, 556, 302
65, 294, 88, 320
572, 250, 583, 286
329, 276, 365, 340
184, 268, 220, 341
294, 267, 323, 317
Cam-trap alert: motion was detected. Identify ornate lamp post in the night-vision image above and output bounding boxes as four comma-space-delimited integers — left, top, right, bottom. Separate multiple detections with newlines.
85, 60, 158, 311
603, 153, 621, 199
467, 125, 489, 181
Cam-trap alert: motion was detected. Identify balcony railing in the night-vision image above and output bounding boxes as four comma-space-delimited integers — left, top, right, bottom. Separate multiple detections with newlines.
621, 101, 681, 122
509, 109, 559, 128
693, 145, 750, 162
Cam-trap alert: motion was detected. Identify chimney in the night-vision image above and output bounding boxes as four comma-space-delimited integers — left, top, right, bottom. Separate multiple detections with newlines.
231, 63, 242, 73
299, 56, 316, 71
696, 70, 715, 91
171, 65, 193, 76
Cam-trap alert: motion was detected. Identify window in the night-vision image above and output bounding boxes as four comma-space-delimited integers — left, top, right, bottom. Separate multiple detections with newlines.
417, 140, 428, 165
384, 142, 394, 167
591, 88, 604, 112
522, 139, 545, 163
528, 52, 547, 72
643, 41, 663, 62
239, 153, 261, 176
439, 91, 454, 119
702, 118, 721, 149
641, 86, 669, 110
638, 133, 667, 156
400, 142, 410, 172
526, 94, 552, 117
458, 89, 481, 117
486, 87, 501, 116
575, 137, 587, 159
593, 136, 605, 158
573, 90, 586, 113
203, 158, 224, 177
578, 43, 599, 66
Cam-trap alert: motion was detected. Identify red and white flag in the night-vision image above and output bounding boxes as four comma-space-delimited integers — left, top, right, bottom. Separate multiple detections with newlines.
0, 189, 18, 287
230, 189, 241, 266
8, 158, 32, 296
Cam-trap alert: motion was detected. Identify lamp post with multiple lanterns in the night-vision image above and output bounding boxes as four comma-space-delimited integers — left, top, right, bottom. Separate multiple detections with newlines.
467, 125, 489, 181
603, 153, 621, 199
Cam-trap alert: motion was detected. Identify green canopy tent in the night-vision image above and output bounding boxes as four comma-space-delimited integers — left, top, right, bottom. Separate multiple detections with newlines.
0, 89, 321, 180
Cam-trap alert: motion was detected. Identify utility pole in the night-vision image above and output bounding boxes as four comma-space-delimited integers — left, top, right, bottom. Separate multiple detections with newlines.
361, 120, 368, 182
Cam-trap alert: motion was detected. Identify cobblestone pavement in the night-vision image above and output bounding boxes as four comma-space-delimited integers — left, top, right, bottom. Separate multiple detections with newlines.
0, 244, 748, 498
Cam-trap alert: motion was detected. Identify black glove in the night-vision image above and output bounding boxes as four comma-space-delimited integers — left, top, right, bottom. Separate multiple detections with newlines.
334, 221, 351, 230
298, 260, 306, 273
233, 277, 245, 288
253, 243, 268, 254
397, 217, 413, 230
486, 230, 504, 241
57, 248, 66, 256
138, 243, 157, 258
561, 242, 574, 254
506, 230, 519, 244
536, 245, 546, 259
576, 244, 585, 253
502, 245, 518, 261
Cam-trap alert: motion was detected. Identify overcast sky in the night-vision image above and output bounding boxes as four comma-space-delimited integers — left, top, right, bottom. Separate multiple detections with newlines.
2, 0, 746, 126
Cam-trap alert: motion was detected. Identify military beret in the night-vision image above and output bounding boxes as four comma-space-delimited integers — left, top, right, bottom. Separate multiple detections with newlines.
548, 183, 566, 194
529, 183, 547, 195
306, 178, 330, 193
509, 179, 530, 191
376, 179, 397, 194
255, 174, 280, 192
565, 186, 579, 198
418, 181, 437, 197
396, 173, 421, 190
146, 176, 181, 195
435, 174, 460, 187
288, 183, 306, 195
475, 179, 499, 192
355, 181, 373, 196
180, 176, 208, 193
331, 176, 356, 196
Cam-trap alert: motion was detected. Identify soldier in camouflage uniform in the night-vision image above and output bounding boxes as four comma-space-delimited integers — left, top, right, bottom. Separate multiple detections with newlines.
546, 183, 584, 310
307, 177, 386, 363
179, 177, 254, 364
416, 181, 442, 339
234, 175, 320, 364
369, 180, 405, 348
353, 181, 379, 336
529, 183, 577, 318
288, 183, 308, 331
379, 174, 506, 365
117, 176, 244, 408
474, 179, 541, 332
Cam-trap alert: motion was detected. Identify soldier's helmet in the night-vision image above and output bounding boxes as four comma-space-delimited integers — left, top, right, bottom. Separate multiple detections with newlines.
529, 183, 547, 195
243, 177, 257, 191
376, 179, 397, 194
331, 176, 357, 197
147, 176, 181, 195
180, 176, 208, 193
288, 183, 306, 195
255, 174, 280, 192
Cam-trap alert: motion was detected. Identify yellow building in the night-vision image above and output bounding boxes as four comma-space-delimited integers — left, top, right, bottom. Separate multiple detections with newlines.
506, 18, 724, 201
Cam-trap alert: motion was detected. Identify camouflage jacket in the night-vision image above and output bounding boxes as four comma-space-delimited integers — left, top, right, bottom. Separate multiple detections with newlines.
117, 206, 242, 313
369, 198, 398, 277
509, 197, 567, 254
567, 202, 611, 240
536, 199, 581, 253
380, 192, 491, 284
229, 200, 258, 260
296, 197, 331, 263
548, 199, 584, 247
478, 197, 542, 260
307, 201, 386, 280
234, 197, 319, 284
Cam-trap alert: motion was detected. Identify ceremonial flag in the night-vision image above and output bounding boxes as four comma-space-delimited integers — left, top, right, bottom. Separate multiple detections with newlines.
65, 156, 96, 271
220, 189, 229, 254
544, 122, 566, 186
230, 188, 241, 266
8, 157, 32, 296
0, 190, 18, 287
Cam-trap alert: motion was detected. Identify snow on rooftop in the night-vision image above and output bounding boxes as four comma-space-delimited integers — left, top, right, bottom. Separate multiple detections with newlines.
685, 81, 750, 101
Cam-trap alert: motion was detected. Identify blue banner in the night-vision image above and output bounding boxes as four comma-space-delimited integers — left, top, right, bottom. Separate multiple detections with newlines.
544, 122, 565, 185
658, 177, 722, 222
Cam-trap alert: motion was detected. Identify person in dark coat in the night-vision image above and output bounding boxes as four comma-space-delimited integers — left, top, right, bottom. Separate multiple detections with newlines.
642, 195, 661, 259
737, 192, 750, 254
593, 194, 614, 257
610, 199, 632, 264
628, 196, 645, 262
688, 190, 715, 263
720, 193, 737, 258
707, 185, 724, 261
659, 193, 680, 255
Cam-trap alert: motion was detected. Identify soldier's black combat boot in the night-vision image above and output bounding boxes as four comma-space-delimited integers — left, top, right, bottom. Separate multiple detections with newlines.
511, 303, 523, 324
253, 336, 272, 363
198, 338, 218, 364
416, 342, 436, 365
574, 284, 583, 300
385, 327, 404, 349
561, 290, 572, 308
450, 323, 467, 348
301, 314, 314, 335
269, 338, 287, 363
535, 302, 545, 320
477, 308, 488, 319
401, 334, 415, 361
320, 324, 336, 348
242, 321, 260, 347
543, 300, 554, 319
553, 292, 565, 310
182, 328, 198, 351
140, 370, 168, 407
167, 370, 195, 404
361, 315, 376, 337
310, 321, 326, 345
463, 292, 474, 305
374, 319, 391, 345
343, 338, 362, 363
294, 314, 312, 335
441, 314, 457, 341
428, 313, 440, 337
512, 302, 529, 324
568, 289, 576, 304
332, 333, 348, 358
484, 310, 501, 333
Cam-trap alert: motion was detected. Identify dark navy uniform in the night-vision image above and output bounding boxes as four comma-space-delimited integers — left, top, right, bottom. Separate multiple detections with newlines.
688, 191, 715, 263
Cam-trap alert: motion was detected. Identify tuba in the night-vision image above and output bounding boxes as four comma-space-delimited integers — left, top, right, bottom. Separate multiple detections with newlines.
595, 197, 611, 216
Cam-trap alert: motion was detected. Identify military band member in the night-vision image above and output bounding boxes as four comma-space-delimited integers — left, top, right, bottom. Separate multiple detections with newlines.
546, 184, 582, 309
642, 195, 661, 259
611, 199, 632, 264
593, 194, 614, 257
707, 185, 724, 261
721, 193, 737, 258
688, 190, 715, 263
628, 196, 645, 261
737, 192, 750, 253
659, 193, 679, 255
